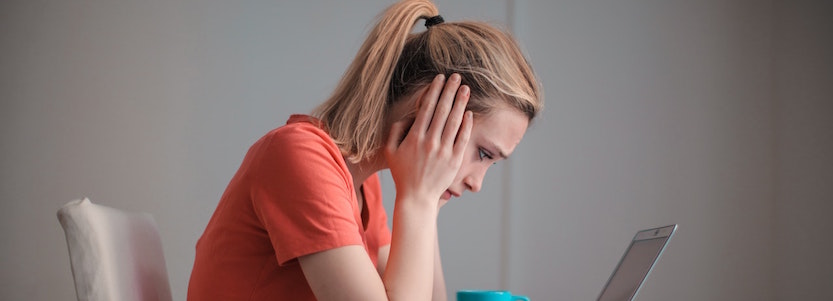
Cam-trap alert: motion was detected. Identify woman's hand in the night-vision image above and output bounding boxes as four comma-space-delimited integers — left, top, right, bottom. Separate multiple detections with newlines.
384, 73, 473, 208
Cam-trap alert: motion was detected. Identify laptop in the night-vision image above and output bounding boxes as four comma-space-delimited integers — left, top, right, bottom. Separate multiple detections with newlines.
596, 224, 678, 301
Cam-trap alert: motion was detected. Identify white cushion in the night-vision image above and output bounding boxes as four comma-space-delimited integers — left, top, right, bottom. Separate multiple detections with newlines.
57, 198, 172, 301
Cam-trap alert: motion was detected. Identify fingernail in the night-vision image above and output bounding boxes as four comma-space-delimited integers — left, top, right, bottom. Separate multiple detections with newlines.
436, 74, 445, 81
461, 85, 470, 96
452, 73, 460, 82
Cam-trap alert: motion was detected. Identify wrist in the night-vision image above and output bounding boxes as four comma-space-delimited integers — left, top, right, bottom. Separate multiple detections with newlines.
394, 192, 439, 210
393, 194, 438, 218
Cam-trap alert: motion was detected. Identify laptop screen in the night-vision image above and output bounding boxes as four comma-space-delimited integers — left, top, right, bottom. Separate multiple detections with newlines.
597, 225, 676, 301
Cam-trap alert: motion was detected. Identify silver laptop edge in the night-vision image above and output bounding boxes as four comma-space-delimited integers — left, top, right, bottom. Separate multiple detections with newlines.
596, 224, 678, 301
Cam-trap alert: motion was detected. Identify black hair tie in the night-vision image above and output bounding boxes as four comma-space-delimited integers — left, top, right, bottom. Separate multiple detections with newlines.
425, 15, 444, 28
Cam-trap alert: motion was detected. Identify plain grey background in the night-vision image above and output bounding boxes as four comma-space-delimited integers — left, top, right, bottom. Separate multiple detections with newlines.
1, 0, 831, 300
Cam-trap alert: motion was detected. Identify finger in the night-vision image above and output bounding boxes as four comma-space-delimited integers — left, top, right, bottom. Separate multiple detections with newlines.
441, 85, 469, 145
453, 111, 474, 156
412, 74, 445, 135
428, 73, 461, 139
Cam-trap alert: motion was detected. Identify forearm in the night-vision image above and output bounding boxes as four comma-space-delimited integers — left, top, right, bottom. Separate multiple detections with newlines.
383, 197, 438, 301
432, 229, 448, 301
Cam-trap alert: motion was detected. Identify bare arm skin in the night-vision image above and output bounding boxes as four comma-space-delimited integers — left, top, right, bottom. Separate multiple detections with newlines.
432, 230, 448, 301
376, 230, 447, 301
377, 244, 391, 276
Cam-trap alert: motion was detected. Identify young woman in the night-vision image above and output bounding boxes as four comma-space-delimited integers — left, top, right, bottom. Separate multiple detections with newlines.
187, 0, 542, 300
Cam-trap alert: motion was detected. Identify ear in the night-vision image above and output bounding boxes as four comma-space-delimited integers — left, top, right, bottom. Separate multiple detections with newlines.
410, 85, 432, 117
413, 85, 429, 111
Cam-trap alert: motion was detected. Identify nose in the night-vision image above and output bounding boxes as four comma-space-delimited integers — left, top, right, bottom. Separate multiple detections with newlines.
463, 166, 488, 193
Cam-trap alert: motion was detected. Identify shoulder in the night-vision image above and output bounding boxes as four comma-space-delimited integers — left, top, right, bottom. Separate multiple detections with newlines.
265, 115, 333, 147
241, 114, 350, 183
252, 115, 341, 160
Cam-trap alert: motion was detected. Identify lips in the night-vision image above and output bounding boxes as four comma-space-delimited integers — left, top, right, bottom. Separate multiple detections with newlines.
441, 191, 452, 200
442, 189, 461, 200
448, 190, 461, 198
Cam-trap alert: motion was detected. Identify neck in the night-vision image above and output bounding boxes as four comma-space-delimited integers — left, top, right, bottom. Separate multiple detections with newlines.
344, 153, 386, 193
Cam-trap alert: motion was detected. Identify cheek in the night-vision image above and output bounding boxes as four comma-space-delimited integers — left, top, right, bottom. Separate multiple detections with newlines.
453, 161, 471, 182
454, 156, 489, 183
462, 143, 481, 167
453, 156, 478, 183
453, 142, 487, 183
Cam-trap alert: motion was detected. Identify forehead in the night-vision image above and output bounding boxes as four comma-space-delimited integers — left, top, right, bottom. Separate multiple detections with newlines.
471, 108, 529, 155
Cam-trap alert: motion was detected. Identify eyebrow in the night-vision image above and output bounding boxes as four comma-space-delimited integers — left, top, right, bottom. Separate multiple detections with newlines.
486, 142, 509, 159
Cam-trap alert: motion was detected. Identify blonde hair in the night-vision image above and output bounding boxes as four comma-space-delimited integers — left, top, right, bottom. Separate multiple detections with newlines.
313, 0, 542, 163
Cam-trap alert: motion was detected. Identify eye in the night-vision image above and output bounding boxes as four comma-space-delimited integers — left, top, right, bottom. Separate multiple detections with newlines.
478, 148, 494, 161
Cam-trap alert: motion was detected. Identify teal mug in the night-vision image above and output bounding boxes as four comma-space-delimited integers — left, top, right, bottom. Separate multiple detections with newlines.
457, 290, 529, 301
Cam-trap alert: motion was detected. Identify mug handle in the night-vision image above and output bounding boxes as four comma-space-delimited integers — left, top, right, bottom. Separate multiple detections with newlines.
512, 295, 530, 301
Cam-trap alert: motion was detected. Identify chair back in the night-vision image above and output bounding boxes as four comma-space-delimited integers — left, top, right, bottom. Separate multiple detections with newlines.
57, 198, 172, 301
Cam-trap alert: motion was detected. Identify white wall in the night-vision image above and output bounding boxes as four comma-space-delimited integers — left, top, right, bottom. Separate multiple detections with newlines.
0, 0, 509, 300
772, 0, 833, 300
1, 0, 830, 301
509, 1, 776, 300
0, 1, 379, 299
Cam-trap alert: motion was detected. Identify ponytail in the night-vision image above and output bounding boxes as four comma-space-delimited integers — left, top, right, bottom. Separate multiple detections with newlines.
313, 0, 542, 163
313, 0, 439, 163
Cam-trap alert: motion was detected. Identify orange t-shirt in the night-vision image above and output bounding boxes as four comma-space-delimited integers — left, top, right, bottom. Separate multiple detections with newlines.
188, 115, 392, 300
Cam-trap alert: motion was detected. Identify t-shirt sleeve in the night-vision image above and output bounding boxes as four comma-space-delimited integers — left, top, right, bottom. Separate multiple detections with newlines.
246, 125, 363, 265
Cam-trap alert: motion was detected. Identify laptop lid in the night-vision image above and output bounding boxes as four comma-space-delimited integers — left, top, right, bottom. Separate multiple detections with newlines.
596, 224, 677, 301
